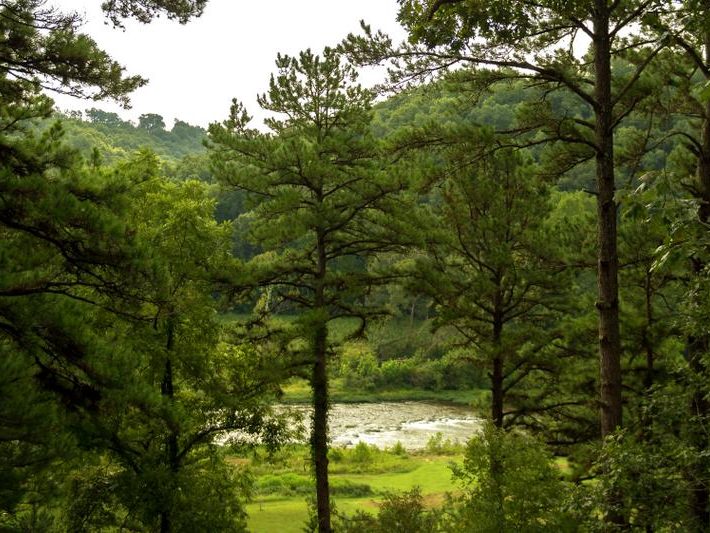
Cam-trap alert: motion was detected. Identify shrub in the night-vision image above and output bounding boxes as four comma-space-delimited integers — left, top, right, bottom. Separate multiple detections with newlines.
425, 432, 462, 455
336, 488, 442, 533
331, 479, 373, 497
352, 441, 375, 464
254, 473, 312, 496
338, 344, 380, 389
328, 447, 344, 463
389, 441, 407, 456
446, 423, 575, 532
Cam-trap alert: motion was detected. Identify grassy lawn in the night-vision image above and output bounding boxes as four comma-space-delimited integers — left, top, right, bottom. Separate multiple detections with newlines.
245, 455, 460, 533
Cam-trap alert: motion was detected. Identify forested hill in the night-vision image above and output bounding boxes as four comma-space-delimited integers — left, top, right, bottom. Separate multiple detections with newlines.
55, 108, 207, 163
54, 81, 591, 187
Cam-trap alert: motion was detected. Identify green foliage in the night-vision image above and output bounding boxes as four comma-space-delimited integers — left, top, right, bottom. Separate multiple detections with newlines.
0, 1, 144, 108
7, 0, 710, 528
338, 343, 380, 389
424, 433, 463, 456
101, 0, 208, 25
336, 488, 442, 533
138, 112, 166, 132
367, 318, 450, 361
389, 441, 407, 457
209, 45, 410, 530
337, 348, 485, 392
448, 423, 574, 532
398, 143, 571, 427
572, 385, 702, 530
580, 430, 693, 531
255, 473, 372, 498
0, 135, 277, 530
58, 110, 207, 163
351, 441, 375, 464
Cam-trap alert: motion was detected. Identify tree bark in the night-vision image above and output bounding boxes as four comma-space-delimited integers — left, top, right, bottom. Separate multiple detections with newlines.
312, 230, 331, 533
593, 4, 626, 529
643, 271, 655, 391
593, 2, 623, 439
160, 320, 178, 533
688, 335, 710, 531
491, 313, 504, 429
311, 324, 330, 533
686, 33, 710, 528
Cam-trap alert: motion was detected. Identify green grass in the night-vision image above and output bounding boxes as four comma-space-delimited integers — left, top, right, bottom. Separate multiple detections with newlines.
245, 455, 459, 533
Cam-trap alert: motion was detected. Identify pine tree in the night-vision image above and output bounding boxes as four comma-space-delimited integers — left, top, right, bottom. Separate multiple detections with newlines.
404, 147, 566, 429
343, 0, 673, 444
208, 47, 407, 533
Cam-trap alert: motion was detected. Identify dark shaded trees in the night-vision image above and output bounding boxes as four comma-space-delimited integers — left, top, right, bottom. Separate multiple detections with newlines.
60, 161, 277, 532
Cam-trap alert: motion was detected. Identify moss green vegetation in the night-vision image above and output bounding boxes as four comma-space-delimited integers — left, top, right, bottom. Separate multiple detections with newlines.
219, 313, 489, 406
280, 377, 483, 406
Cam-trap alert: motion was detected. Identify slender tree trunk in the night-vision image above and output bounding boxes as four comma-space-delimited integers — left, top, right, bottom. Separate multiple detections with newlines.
643, 270, 655, 391
488, 289, 506, 529
160, 320, 178, 533
312, 324, 330, 533
686, 35, 710, 528
491, 313, 504, 429
593, 3, 623, 439
688, 334, 710, 531
312, 231, 331, 533
593, 5, 625, 529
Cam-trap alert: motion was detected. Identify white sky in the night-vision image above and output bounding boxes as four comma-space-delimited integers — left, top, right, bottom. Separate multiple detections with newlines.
49, 1, 405, 129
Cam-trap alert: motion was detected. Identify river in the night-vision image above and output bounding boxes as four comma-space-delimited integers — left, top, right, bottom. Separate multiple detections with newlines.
281, 401, 482, 450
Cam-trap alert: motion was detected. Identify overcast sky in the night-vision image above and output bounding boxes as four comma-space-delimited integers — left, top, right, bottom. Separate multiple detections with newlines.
49, 1, 406, 129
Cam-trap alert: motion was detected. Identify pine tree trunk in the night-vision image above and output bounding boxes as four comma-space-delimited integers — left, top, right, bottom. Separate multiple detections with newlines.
491, 311, 504, 429
312, 231, 331, 533
160, 320, 178, 533
593, 2, 623, 439
593, 4, 625, 528
643, 271, 654, 390
311, 324, 330, 533
489, 293, 505, 528
688, 335, 710, 530
686, 36, 710, 528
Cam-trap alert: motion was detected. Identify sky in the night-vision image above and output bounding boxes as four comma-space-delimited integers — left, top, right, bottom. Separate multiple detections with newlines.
49, 1, 406, 129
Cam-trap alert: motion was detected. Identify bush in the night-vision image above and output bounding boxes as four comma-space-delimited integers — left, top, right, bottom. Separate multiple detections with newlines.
331, 479, 373, 497
389, 441, 407, 456
369, 319, 449, 361
328, 447, 344, 462
254, 473, 312, 496
338, 344, 380, 389
446, 423, 575, 532
352, 441, 375, 464
375, 355, 484, 391
424, 432, 462, 455
578, 429, 696, 531
336, 488, 442, 533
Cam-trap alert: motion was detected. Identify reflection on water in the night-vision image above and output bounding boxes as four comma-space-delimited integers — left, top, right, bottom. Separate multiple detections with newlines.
281, 401, 482, 450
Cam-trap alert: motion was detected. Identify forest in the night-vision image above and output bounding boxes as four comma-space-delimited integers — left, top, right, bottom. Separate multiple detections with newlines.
3, 0, 710, 531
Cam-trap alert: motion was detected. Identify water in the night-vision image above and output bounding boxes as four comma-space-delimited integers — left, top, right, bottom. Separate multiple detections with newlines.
281, 401, 482, 450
